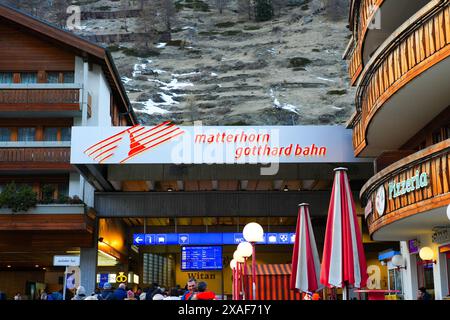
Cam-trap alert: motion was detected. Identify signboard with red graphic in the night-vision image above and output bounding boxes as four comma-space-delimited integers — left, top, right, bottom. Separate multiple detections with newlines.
71, 124, 369, 164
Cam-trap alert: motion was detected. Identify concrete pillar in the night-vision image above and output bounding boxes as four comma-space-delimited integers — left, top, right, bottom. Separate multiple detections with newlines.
400, 241, 418, 300
434, 250, 448, 300
80, 219, 98, 295
81, 61, 89, 126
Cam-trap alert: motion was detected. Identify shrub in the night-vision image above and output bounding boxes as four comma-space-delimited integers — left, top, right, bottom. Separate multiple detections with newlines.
0, 182, 37, 213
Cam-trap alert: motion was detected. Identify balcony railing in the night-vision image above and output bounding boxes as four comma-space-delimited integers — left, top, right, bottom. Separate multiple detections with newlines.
0, 147, 70, 163
0, 84, 82, 111
362, 140, 450, 236
348, 0, 384, 83
351, 1, 450, 154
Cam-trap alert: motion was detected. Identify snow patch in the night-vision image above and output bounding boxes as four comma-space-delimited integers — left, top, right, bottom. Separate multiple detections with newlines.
156, 43, 167, 48
269, 89, 300, 115
317, 77, 335, 82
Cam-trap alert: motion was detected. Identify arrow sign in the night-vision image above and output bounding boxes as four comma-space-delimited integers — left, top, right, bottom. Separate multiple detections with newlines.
133, 234, 145, 245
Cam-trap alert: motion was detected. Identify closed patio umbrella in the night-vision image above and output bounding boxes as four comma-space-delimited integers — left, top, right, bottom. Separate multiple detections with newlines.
290, 203, 322, 294
320, 168, 368, 299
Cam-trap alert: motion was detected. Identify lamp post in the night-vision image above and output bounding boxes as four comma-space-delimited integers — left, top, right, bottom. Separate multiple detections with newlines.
237, 241, 253, 300
233, 250, 245, 300
230, 259, 237, 300
243, 222, 264, 300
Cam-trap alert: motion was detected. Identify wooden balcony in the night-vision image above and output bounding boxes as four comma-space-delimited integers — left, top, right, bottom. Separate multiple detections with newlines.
361, 140, 450, 240
0, 147, 72, 171
350, 2, 450, 156
348, 0, 384, 84
0, 84, 81, 114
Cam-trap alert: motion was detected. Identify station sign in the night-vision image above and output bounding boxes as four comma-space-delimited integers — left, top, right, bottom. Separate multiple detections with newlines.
71, 125, 370, 165
133, 232, 296, 246
53, 255, 80, 266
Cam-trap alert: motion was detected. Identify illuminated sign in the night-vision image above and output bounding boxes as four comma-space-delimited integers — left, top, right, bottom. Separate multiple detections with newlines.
181, 246, 223, 271
388, 170, 428, 199
71, 125, 368, 164
133, 233, 296, 246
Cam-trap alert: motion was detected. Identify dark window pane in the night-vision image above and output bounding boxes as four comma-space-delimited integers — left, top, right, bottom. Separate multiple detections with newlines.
44, 127, 58, 141
0, 72, 13, 83
63, 72, 74, 83
18, 128, 35, 141
61, 127, 71, 141
58, 184, 69, 197
47, 72, 59, 83
20, 73, 37, 84
0, 128, 11, 141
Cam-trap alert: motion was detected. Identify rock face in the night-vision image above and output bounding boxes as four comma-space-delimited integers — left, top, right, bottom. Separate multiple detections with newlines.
13, 0, 355, 126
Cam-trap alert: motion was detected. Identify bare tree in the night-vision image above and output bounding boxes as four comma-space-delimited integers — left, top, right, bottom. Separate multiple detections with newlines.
271, 0, 288, 17
237, 0, 253, 21
120, 0, 131, 33
158, 0, 176, 32
215, 0, 229, 14
321, 0, 348, 21
51, 0, 68, 28
138, 0, 158, 48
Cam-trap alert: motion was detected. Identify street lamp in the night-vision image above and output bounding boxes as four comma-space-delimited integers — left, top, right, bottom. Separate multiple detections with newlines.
233, 250, 245, 300
447, 204, 450, 221
230, 259, 237, 300
419, 246, 436, 264
243, 222, 264, 300
391, 254, 407, 270
237, 241, 253, 300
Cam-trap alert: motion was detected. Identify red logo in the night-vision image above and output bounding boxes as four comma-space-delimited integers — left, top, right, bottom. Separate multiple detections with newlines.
84, 122, 184, 163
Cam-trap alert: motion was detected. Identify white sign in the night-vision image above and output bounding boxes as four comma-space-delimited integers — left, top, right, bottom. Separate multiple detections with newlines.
375, 186, 385, 216
71, 125, 370, 165
53, 255, 80, 266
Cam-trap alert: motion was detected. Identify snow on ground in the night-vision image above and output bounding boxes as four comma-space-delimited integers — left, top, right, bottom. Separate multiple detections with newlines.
269, 89, 300, 115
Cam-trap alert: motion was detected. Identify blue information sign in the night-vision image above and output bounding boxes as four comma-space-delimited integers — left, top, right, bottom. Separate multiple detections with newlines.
181, 246, 223, 271
132, 232, 295, 246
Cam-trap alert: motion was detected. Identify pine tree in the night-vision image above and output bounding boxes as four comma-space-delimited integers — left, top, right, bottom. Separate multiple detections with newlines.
254, 0, 273, 22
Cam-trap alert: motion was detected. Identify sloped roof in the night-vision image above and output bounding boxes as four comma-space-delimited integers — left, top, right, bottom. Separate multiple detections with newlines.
0, 3, 137, 125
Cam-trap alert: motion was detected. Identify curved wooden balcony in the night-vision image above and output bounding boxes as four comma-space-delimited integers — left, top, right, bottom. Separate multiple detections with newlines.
350, 1, 450, 156
348, 0, 385, 84
361, 140, 450, 240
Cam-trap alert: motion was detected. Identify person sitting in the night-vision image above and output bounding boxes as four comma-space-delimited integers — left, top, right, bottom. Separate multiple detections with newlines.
71, 286, 87, 300
163, 288, 182, 300
192, 281, 216, 300
98, 282, 114, 300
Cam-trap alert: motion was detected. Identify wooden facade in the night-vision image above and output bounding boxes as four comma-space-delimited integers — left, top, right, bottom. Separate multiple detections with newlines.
362, 140, 450, 236
351, 2, 450, 155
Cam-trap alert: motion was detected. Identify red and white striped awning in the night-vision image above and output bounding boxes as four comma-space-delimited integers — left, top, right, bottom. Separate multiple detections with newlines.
320, 168, 368, 289
290, 203, 322, 293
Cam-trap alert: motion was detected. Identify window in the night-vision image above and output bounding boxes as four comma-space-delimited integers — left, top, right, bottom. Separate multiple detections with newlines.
0, 72, 13, 83
61, 127, 71, 141
18, 128, 36, 141
63, 72, 74, 83
58, 184, 69, 197
0, 128, 11, 141
44, 127, 58, 141
20, 73, 37, 84
46, 72, 60, 83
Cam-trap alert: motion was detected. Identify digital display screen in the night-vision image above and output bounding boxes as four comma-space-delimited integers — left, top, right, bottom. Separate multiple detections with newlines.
181, 246, 223, 271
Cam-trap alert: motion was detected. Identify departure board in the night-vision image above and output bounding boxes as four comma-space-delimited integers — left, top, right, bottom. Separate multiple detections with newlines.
181, 246, 223, 270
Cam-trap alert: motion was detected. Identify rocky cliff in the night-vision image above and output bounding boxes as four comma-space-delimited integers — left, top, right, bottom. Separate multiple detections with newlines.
5, 0, 354, 126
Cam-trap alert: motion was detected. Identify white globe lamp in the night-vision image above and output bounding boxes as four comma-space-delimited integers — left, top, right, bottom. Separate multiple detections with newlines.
243, 222, 264, 242
237, 241, 253, 258
419, 247, 434, 261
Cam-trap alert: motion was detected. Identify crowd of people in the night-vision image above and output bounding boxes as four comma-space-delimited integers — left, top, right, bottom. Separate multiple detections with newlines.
0, 278, 217, 301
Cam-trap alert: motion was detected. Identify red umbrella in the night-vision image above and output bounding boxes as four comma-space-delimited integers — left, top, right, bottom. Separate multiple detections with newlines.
290, 203, 322, 293
320, 168, 368, 298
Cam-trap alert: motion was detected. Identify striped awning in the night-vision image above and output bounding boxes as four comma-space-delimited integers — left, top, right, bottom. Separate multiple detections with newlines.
245, 264, 292, 275
243, 264, 302, 300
